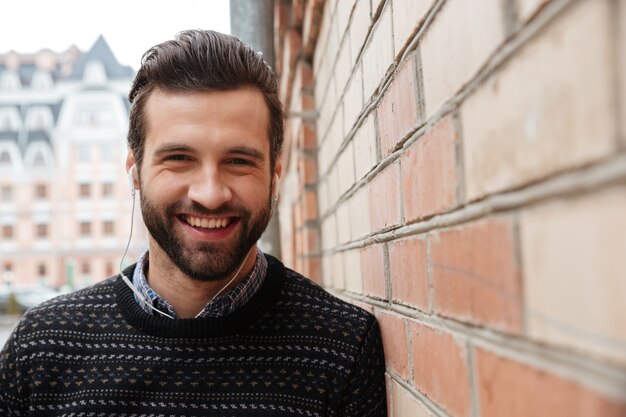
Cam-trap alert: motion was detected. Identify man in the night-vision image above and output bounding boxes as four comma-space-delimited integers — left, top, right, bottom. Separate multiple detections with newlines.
0, 30, 387, 416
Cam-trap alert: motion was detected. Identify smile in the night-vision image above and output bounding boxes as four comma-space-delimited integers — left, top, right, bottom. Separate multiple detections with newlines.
181, 215, 233, 229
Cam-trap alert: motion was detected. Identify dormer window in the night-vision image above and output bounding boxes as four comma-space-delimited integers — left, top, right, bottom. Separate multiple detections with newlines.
25, 106, 54, 130
83, 60, 107, 84
0, 107, 21, 130
30, 70, 54, 90
24, 143, 53, 169
0, 71, 22, 91
32, 150, 46, 167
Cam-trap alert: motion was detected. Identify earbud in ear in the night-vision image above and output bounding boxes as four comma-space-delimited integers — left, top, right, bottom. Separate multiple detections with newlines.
270, 173, 279, 216
127, 165, 137, 196
272, 173, 279, 202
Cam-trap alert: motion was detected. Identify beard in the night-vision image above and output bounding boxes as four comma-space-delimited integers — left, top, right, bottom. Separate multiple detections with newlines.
140, 192, 271, 282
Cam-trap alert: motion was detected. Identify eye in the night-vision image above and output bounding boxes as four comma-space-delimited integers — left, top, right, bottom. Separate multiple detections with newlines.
228, 158, 253, 166
165, 154, 190, 161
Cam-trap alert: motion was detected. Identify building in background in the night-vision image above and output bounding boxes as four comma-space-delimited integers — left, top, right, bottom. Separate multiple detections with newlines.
0, 36, 145, 291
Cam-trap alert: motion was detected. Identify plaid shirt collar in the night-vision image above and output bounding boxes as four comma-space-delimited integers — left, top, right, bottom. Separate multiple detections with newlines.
131, 248, 267, 318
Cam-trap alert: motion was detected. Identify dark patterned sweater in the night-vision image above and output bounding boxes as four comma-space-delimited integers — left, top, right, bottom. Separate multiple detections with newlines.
0, 255, 387, 417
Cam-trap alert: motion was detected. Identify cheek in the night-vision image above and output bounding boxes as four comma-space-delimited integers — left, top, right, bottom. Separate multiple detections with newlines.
141, 178, 188, 210
232, 178, 271, 205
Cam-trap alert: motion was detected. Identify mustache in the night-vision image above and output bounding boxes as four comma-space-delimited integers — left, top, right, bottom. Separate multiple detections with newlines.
167, 200, 247, 217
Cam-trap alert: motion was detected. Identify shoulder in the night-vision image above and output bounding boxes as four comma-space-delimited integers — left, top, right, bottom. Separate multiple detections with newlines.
31, 276, 117, 310
18, 276, 118, 330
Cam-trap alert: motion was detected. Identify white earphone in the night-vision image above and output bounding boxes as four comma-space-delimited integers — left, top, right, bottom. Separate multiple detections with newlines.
271, 173, 279, 215
127, 165, 137, 196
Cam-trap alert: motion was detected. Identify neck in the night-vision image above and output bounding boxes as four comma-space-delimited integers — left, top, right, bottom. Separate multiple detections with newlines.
146, 244, 258, 318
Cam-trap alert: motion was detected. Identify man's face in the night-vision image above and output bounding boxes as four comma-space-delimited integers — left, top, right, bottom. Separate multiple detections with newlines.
130, 87, 278, 282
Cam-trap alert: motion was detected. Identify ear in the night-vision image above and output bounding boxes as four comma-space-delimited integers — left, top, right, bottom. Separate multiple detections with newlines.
272, 161, 282, 195
273, 160, 282, 181
125, 151, 139, 190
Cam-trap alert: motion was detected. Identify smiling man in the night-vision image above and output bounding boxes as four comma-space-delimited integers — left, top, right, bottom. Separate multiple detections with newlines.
0, 30, 387, 416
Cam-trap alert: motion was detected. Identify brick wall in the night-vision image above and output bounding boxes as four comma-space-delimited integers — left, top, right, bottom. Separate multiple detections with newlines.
274, 0, 626, 415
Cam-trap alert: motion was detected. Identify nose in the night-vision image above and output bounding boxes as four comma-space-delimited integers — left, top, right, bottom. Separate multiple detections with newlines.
187, 169, 233, 209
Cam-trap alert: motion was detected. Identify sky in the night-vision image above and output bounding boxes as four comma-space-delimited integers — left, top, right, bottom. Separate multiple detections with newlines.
0, 0, 231, 70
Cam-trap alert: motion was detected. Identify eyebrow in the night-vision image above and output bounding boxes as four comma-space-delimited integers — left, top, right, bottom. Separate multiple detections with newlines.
228, 146, 265, 162
152, 144, 194, 157
152, 143, 265, 162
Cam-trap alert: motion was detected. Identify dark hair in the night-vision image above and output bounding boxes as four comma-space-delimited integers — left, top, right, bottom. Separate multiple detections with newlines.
127, 29, 283, 169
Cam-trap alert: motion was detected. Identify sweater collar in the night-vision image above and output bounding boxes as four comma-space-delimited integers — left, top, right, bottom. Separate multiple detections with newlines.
115, 254, 286, 339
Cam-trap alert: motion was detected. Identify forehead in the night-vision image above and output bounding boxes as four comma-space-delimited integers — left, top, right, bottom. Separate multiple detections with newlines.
143, 87, 271, 154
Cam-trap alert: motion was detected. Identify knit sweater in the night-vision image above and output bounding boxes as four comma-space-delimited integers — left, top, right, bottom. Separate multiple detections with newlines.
0, 255, 387, 417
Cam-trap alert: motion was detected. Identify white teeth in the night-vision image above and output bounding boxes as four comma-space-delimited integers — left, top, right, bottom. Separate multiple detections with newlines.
186, 216, 230, 229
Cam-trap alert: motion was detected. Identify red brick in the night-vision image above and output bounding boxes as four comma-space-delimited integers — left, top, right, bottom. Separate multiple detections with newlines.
304, 256, 322, 284
302, 0, 325, 58
273, 0, 289, 74
360, 244, 386, 299
350, 300, 375, 315
293, 199, 303, 230
401, 116, 458, 221
299, 123, 317, 151
430, 218, 522, 333
476, 348, 626, 417
295, 255, 304, 274
410, 322, 471, 417
388, 236, 429, 311
362, 5, 393, 98
301, 92, 315, 112
295, 229, 303, 259
375, 311, 410, 380
368, 162, 401, 232
300, 154, 317, 186
301, 225, 319, 254
389, 378, 435, 417
385, 374, 394, 416
377, 55, 420, 156
302, 190, 318, 222
279, 29, 302, 105
274, 0, 289, 34
290, 0, 304, 27
291, 61, 315, 113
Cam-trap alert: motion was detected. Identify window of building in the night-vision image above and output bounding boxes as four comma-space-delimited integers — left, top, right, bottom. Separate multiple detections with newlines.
77, 144, 91, 162
36, 223, 48, 238
79, 221, 91, 237
0, 107, 20, 130
1, 224, 13, 239
32, 150, 46, 167
2, 262, 13, 283
34, 183, 47, 200
79, 183, 91, 198
37, 263, 47, 277
24, 143, 53, 169
0, 150, 12, 167
80, 262, 90, 275
102, 182, 114, 198
1, 185, 11, 202
103, 220, 115, 236
25, 106, 54, 130
101, 145, 116, 162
